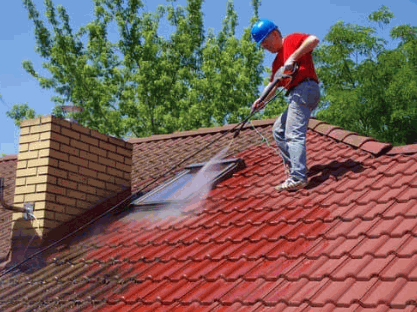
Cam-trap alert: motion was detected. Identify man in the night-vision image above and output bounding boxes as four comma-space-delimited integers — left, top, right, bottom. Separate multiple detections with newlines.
251, 19, 320, 191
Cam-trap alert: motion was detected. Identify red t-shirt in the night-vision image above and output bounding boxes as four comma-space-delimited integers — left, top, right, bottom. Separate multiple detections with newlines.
270, 32, 319, 90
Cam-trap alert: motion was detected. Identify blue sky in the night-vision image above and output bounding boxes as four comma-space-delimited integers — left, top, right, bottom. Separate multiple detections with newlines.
1, 0, 416, 155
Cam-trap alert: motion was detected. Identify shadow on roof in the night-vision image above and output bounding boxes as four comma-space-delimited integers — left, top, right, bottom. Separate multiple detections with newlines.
306, 160, 366, 190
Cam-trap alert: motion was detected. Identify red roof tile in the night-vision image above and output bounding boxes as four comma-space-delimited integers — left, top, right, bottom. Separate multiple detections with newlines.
1, 119, 417, 311
315, 123, 343, 136
388, 144, 417, 156
327, 128, 358, 142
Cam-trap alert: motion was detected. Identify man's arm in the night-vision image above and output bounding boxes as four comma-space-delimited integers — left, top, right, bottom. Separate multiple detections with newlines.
284, 35, 320, 70
292, 35, 319, 60
251, 35, 319, 113
251, 83, 279, 113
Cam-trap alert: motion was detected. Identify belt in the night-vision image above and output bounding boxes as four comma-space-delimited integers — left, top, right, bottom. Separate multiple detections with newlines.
285, 78, 317, 96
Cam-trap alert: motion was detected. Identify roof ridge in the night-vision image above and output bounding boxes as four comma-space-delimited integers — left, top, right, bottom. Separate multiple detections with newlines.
128, 117, 415, 157
387, 144, 417, 155
308, 118, 393, 157
127, 119, 276, 144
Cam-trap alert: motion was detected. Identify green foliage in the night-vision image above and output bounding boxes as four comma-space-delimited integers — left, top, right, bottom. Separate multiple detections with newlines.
368, 5, 394, 26
190, 0, 264, 126
315, 6, 417, 145
6, 103, 40, 127
21, 0, 264, 138
22, 2, 415, 146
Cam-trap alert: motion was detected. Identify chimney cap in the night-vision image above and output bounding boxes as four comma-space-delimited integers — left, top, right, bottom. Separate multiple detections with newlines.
61, 105, 83, 124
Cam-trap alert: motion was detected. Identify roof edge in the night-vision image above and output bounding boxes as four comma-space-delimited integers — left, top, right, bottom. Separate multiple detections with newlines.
0, 155, 18, 162
128, 119, 277, 144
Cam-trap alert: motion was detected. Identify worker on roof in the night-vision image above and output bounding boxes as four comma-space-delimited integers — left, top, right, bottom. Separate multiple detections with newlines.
251, 19, 320, 191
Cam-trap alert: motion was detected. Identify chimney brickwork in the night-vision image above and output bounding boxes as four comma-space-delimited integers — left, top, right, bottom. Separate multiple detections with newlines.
13, 116, 132, 238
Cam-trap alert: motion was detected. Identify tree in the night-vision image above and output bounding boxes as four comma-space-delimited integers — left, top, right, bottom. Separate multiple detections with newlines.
189, 0, 264, 126
19, 0, 264, 138
315, 6, 417, 145
6, 103, 38, 127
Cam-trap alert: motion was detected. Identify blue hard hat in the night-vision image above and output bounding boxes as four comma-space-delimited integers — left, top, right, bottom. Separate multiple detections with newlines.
251, 19, 278, 46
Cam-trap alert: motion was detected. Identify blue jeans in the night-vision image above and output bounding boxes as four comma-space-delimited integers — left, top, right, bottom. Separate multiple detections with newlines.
272, 80, 320, 181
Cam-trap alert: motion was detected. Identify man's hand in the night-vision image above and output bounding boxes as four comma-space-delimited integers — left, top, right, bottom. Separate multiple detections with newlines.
283, 55, 296, 72
251, 98, 265, 113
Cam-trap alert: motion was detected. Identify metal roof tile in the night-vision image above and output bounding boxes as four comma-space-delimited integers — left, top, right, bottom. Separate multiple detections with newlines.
382, 199, 417, 219
396, 186, 417, 203
361, 278, 407, 307
360, 141, 393, 157
336, 277, 379, 306
205, 258, 257, 281
387, 144, 417, 156
333, 254, 388, 280
390, 281, 417, 308
284, 279, 329, 305
381, 254, 417, 280
373, 236, 412, 258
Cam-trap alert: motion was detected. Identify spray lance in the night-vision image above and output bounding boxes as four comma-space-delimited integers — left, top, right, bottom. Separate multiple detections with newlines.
233, 63, 299, 138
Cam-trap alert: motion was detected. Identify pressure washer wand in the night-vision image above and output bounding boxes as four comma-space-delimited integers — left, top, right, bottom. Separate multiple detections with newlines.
233, 64, 298, 138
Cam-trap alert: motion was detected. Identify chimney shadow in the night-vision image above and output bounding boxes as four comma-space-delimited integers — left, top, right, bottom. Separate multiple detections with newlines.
305, 159, 366, 190
0, 188, 132, 276
1, 218, 46, 275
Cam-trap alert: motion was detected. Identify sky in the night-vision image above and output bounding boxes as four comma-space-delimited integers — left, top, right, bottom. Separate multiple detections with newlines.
1, 0, 416, 155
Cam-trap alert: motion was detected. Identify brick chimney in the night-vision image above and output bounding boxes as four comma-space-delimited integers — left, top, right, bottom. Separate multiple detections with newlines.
12, 116, 132, 240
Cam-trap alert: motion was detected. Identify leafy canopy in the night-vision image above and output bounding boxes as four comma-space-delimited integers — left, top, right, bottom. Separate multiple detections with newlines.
15, 0, 265, 138
315, 5, 417, 145
11, 3, 417, 145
